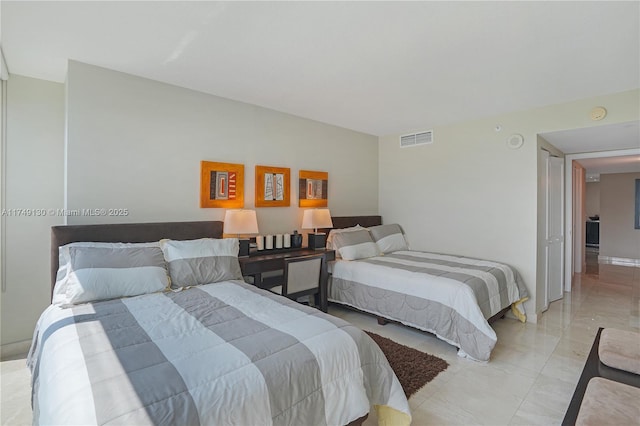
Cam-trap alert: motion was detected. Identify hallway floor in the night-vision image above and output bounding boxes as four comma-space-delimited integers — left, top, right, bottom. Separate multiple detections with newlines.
585, 246, 599, 275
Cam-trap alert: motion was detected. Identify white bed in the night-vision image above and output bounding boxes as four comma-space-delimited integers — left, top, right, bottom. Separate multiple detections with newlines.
326, 218, 528, 362
30, 221, 411, 426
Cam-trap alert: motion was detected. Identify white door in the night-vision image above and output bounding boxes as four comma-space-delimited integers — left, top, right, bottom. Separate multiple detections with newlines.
547, 155, 564, 302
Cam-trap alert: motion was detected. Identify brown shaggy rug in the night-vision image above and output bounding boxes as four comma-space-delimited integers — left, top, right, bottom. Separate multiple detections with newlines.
366, 331, 449, 398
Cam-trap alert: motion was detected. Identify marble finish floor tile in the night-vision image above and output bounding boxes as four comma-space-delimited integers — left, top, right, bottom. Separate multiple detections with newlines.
1, 358, 32, 426
509, 398, 567, 425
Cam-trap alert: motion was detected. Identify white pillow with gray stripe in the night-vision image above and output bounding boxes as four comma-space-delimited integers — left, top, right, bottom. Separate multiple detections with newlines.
326, 225, 366, 250
55, 241, 161, 284
160, 238, 243, 288
52, 244, 170, 306
369, 224, 409, 254
332, 229, 382, 260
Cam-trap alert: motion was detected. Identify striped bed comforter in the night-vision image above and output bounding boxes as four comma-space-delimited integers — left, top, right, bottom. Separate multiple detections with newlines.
28, 280, 410, 425
329, 251, 529, 361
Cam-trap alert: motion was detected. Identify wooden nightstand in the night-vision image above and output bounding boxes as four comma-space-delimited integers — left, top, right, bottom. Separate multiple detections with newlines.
238, 248, 335, 312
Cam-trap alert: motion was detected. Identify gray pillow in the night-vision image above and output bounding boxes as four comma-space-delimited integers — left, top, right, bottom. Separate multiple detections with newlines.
332, 229, 381, 260
160, 238, 243, 288
369, 224, 409, 254
52, 245, 169, 305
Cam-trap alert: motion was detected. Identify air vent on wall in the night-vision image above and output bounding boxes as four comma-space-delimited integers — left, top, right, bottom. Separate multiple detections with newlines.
400, 130, 433, 148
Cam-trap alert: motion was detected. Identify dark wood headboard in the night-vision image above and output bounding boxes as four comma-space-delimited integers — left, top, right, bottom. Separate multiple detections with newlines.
331, 216, 382, 229
51, 221, 224, 294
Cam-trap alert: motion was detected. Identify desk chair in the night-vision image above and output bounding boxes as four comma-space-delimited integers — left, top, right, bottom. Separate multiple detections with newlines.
270, 254, 324, 307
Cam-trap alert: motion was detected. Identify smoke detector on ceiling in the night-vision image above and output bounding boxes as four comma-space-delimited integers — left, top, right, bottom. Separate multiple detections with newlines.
590, 106, 607, 121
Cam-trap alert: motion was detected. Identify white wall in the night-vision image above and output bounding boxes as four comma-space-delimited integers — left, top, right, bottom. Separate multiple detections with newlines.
2, 62, 637, 348
0, 75, 64, 353
585, 182, 601, 218
0, 62, 379, 350
600, 172, 640, 260
66, 61, 379, 233
379, 89, 640, 321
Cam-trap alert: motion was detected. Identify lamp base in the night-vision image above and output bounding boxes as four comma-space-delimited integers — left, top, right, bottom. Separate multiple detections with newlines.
238, 239, 250, 257
307, 233, 326, 250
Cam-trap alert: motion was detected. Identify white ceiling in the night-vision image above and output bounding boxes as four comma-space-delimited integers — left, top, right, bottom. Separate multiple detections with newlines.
578, 155, 640, 177
541, 121, 640, 154
2, 1, 639, 137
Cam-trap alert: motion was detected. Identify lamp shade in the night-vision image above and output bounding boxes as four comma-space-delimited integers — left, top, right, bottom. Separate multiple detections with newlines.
301, 209, 333, 230
223, 209, 259, 235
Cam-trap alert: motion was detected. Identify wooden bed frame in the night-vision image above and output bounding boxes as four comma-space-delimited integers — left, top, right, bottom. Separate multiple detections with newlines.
50, 220, 224, 295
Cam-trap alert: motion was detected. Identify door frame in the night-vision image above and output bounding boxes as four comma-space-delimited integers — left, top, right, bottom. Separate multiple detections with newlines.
548, 155, 565, 303
540, 149, 550, 311
572, 161, 586, 275
563, 148, 640, 291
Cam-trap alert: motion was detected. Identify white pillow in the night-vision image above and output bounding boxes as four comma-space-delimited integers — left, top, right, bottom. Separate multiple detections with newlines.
331, 229, 382, 261
52, 243, 169, 306
369, 224, 409, 254
160, 238, 243, 288
326, 225, 366, 250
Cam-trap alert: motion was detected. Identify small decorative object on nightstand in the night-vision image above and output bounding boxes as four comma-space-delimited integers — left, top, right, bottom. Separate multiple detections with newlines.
302, 208, 333, 250
223, 209, 259, 257
291, 230, 303, 248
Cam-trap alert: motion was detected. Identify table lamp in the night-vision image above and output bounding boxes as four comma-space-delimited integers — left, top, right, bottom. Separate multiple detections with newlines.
223, 209, 259, 257
301, 208, 333, 250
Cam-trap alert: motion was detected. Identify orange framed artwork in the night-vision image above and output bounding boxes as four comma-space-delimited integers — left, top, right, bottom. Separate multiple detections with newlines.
200, 161, 244, 208
255, 165, 291, 207
298, 170, 328, 207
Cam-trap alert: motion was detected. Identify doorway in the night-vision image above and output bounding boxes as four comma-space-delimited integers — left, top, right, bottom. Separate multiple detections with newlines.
564, 148, 640, 290
541, 121, 640, 293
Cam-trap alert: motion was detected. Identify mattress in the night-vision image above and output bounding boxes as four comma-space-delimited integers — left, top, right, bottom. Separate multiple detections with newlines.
329, 250, 528, 361
28, 279, 410, 425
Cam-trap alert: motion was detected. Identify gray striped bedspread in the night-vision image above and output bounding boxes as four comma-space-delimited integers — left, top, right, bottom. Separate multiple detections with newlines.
28, 280, 410, 425
329, 251, 529, 362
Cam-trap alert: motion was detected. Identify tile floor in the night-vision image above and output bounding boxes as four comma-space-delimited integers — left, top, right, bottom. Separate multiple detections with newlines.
2, 262, 638, 425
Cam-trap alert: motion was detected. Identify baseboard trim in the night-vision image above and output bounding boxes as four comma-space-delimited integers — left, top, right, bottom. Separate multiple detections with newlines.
598, 255, 640, 268
1, 339, 31, 360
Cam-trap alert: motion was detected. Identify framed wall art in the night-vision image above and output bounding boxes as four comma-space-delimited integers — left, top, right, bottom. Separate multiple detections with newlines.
255, 165, 290, 207
200, 161, 244, 208
299, 170, 328, 207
